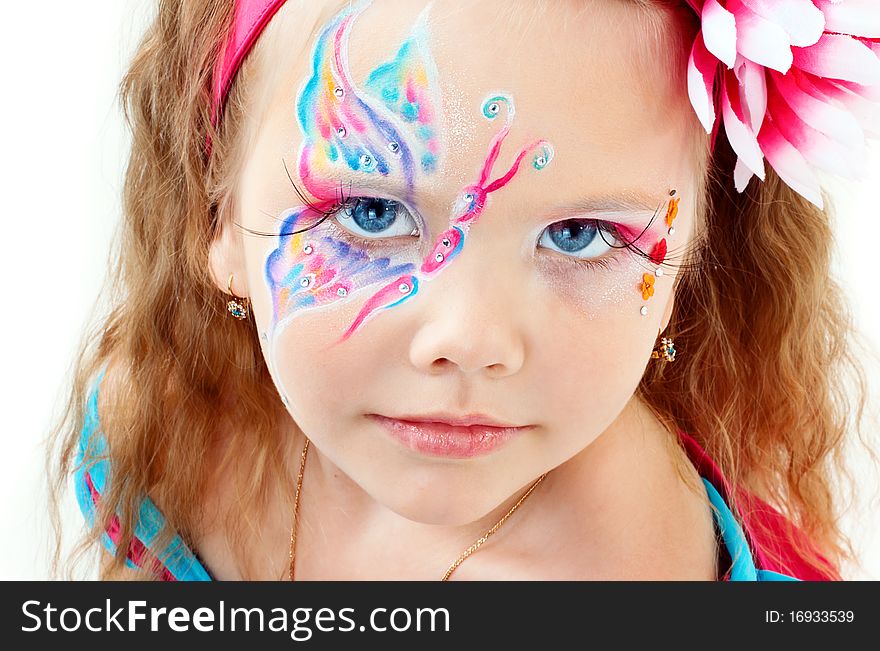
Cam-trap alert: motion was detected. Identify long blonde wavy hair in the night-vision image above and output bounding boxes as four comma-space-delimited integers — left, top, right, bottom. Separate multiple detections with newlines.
47, 0, 877, 580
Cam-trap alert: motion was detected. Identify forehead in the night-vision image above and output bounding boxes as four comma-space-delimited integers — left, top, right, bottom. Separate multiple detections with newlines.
247, 0, 703, 205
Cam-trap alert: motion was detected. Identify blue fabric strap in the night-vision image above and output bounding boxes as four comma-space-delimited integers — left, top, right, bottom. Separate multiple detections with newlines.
701, 477, 799, 581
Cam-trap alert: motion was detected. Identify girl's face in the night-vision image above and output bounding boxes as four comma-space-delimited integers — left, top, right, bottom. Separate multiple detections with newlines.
214, 0, 703, 525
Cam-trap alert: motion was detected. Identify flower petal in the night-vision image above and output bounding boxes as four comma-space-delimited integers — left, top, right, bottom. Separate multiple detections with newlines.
792, 33, 880, 86
733, 156, 756, 192
803, 73, 880, 138
739, 0, 825, 47
733, 55, 767, 133
770, 70, 864, 149
834, 76, 880, 103
702, 0, 738, 68
727, 0, 794, 73
757, 118, 824, 209
814, 0, 880, 39
721, 73, 766, 179
688, 31, 719, 133
767, 82, 866, 178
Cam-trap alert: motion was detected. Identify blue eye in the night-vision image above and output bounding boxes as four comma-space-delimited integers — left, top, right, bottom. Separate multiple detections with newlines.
336, 197, 419, 239
538, 219, 618, 260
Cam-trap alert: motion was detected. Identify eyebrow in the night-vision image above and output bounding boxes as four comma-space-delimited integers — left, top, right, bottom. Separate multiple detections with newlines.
559, 191, 667, 218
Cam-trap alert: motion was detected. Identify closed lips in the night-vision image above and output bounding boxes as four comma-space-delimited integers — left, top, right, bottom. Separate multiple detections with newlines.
370, 414, 534, 459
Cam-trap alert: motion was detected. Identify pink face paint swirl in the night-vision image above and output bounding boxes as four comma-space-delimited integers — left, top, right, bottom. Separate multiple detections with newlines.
337, 94, 554, 343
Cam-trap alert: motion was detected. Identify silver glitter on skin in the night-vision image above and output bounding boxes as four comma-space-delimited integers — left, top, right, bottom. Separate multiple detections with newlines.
535, 254, 658, 322
439, 71, 478, 186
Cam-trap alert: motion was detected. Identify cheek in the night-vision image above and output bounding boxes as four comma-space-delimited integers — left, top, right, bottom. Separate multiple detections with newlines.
249, 220, 420, 423
530, 262, 664, 438
267, 311, 369, 428
536, 253, 668, 321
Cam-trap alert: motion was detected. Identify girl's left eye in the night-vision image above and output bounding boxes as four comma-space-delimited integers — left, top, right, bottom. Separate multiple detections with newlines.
334, 197, 419, 240
538, 219, 620, 261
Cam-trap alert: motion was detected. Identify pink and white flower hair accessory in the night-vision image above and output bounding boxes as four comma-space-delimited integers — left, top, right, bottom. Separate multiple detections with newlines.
686, 0, 880, 209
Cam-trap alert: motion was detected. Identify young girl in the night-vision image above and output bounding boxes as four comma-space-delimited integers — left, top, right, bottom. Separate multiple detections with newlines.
50, 0, 879, 580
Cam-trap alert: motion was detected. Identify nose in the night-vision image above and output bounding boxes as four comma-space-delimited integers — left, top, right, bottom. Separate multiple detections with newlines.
407, 236, 526, 378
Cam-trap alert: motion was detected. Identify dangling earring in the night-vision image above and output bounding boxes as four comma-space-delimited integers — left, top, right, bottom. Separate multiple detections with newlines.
651, 328, 676, 362
226, 273, 250, 320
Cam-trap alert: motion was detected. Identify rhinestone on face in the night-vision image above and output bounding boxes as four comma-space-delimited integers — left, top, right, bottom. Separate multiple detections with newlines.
435, 253, 445, 263
442, 238, 451, 247
337, 287, 348, 297
668, 227, 676, 236
398, 283, 410, 294
300, 275, 313, 288
336, 126, 347, 138
655, 267, 664, 277
360, 154, 374, 170
640, 306, 649, 316
303, 244, 314, 255
333, 87, 344, 98
388, 142, 400, 153
488, 102, 499, 114
464, 193, 474, 202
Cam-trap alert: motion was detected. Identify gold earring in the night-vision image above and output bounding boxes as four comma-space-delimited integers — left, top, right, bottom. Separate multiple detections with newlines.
651, 328, 676, 362
226, 273, 249, 320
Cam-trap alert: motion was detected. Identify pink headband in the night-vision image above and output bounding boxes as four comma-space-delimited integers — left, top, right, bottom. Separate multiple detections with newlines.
211, 0, 880, 209
211, 0, 288, 126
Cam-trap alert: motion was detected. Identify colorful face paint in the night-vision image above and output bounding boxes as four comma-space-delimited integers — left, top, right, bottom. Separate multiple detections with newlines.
339, 94, 554, 342
264, 205, 418, 336
648, 239, 668, 265
296, 1, 441, 198
665, 191, 680, 235
639, 190, 679, 315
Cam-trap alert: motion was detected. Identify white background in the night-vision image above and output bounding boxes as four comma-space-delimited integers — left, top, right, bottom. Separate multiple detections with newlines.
0, 1, 877, 580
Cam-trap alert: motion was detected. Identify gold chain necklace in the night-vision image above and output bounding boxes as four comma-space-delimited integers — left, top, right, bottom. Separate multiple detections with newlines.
287, 438, 549, 581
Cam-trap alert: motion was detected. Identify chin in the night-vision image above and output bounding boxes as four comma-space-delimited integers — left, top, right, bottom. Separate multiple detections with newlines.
373, 465, 507, 527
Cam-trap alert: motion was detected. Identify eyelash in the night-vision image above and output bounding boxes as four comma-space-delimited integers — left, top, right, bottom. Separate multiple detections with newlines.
299, 182, 632, 271
539, 223, 625, 273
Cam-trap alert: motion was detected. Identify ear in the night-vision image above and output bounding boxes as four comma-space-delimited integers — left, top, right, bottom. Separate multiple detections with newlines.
208, 217, 249, 298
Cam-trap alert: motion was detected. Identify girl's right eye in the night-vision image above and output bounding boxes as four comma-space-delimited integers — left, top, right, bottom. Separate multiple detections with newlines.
334, 197, 420, 240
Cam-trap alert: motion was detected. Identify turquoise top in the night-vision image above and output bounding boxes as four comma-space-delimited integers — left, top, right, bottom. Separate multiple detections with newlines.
73, 367, 798, 581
